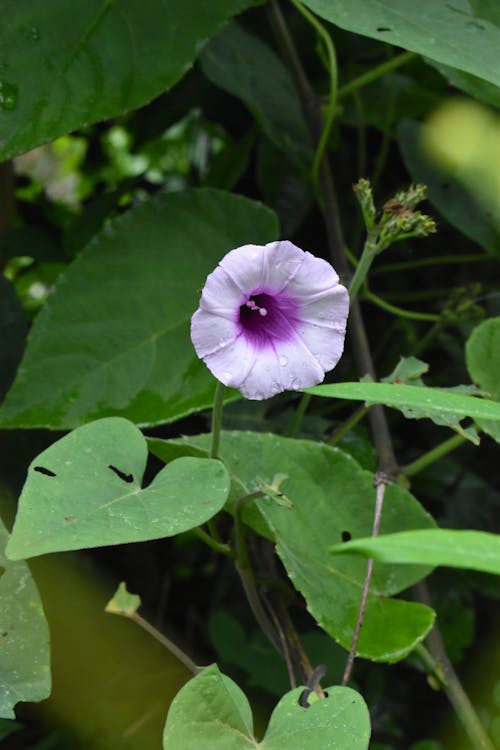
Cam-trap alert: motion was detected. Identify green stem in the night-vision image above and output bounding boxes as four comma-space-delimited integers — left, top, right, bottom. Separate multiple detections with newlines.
348, 235, 378, 302
363, 288, 441, 322
191, 527, 234, 558
209, 381, 225, 459
338, 51, 416, 100
403, 433, 467, 478
288, 393, 312, 437
290, 0, 338, 193
327, 405, 369, 445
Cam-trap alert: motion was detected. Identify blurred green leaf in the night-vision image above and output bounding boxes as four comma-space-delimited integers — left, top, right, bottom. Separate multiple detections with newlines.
0, 0, 256, 160
0, 276, 27, 402
0, 515, 50, 717
6, 417, 230, 559
0, 189, 277, 428
398, 118, 500, 254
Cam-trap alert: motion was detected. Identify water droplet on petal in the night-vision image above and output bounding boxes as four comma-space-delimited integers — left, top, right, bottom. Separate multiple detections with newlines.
0, 80, 18, 110
279, 355, 288, 367
291, 378, 301, 390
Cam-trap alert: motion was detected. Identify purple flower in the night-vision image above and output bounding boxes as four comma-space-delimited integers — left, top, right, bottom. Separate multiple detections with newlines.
191, 241, 349, 400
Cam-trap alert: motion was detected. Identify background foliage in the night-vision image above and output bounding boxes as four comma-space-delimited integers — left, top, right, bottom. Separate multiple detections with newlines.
0, 1, 499, 748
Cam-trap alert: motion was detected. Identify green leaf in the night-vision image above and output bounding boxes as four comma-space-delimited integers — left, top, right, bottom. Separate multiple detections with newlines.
200, 22, 311, 165
380, 357, 480, 443
0, 0, 256, 160
302, 0, 500, 87
152, 432, 435, 661
331, 529, 500, 576
6, 417, 230, 559
426, 61, 500, 109
0, 189, 278, 429
163, 664, 370, 749
305, 381, 500, 423
104, 581, 141, 617
0, 515, 50, 717
466, 316, 500, 442
398, 118, 500, 255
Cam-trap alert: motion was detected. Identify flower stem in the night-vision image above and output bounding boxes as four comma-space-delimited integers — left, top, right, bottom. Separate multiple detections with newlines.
413, 582, 496, 750
209, 380, 225, 459
338, 51, 416, 100
373, 251, 491, 275
402, 433, 467, 478
288, 392, 312, 437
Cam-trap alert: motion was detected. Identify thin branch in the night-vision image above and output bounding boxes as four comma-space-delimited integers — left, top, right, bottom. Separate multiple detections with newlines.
341, 476, 388, 685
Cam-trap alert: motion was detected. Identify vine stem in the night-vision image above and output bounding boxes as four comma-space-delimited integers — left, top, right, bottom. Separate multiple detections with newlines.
337, 50, 416, 100
341, 476, 388, 685
413, 582, 495, 750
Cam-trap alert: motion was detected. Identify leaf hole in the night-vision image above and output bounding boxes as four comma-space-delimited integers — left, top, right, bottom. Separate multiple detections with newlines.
341, 530, 352, 542
0, 566, 5, 579
108, 465, 134, 483
1, 631, 7, 638
65, 516, 77, 522
376, 26, 392, 32
34, 466, 56, 477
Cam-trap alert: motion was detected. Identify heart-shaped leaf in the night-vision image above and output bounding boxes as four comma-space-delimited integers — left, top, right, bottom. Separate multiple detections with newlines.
0, 515, 50, 717
6, 418, 229, 560
150, 432, 435, 662
163, 664, 370, 749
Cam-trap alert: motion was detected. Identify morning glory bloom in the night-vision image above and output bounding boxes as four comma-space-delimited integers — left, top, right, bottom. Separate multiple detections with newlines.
191, 240, 349, 400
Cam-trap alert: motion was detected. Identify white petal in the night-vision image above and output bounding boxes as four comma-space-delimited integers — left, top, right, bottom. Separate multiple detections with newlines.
239, 338, 324, 400
284, 251, 340, 300
191, 309, 238, 359
199, 265, 244, 317
203, 334, 257, 389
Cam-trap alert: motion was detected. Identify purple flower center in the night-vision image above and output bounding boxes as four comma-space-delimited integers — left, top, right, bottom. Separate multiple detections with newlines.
238, 291, 300, 349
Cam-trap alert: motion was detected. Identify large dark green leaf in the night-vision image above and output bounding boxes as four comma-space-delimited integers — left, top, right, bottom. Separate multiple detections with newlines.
150, 432, 436, 662
0, 0, 256, 160
0, 189, 278, 429
0, 515, 50, 717
302, 0, 500, 87
0, 276, 27, 403
6, 417, 230, 559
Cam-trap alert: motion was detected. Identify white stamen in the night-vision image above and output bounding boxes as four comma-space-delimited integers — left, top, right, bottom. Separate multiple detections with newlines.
245, 299, 267, 316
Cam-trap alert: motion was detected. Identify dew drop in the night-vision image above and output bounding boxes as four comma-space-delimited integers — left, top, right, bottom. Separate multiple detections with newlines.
291, 378, 301, 390
30, 27, 40, 41
279, 355, 288, 367
0, 80, 18, 110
